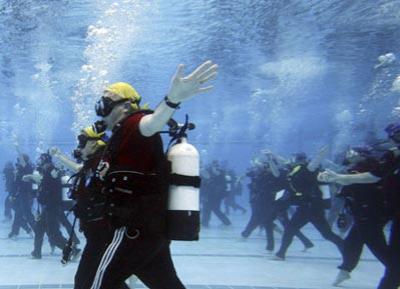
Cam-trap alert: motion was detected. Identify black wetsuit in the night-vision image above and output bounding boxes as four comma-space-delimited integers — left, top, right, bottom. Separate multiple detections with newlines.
264, 169, 314, 251
241, 166, 267, 237
338, 158, 389, 273
201, 169, 231, 226
9, 162, 35, 237
32, 165, 68, 258
2, 164, 14, 220
276, 164, 343, 259
371, 150, 400, 289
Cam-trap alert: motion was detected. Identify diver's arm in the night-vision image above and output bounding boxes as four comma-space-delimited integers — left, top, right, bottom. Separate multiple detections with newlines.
52, 150, 82, 173
139, 101, 177, 137
318, 169, 380, 186
308, 146, 329, 172
140, 60, 217, 137
268, 157, 280, 178
56, 154, 82, 173
22, 171, 43, 184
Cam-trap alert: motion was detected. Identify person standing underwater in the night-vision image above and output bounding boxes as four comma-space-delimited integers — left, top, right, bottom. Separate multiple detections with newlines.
50, 123, 135, 289
321, 146, 389, 286
274, 149, 344, 260
319, 123, 400, 289
88, 60, 217, 289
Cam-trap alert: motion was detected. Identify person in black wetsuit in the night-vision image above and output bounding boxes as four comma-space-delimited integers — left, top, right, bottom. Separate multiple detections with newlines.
275, 149, 344, 260
323, 147, 390, 286
2, 161, 14, 221
223, 169, 246, 215
201, 160, 231, 227
319, 123, 400, 289
262, 152, 314, 252
50, 123, 132, 289
8, 154, 35, 239
30, 153, 79, 259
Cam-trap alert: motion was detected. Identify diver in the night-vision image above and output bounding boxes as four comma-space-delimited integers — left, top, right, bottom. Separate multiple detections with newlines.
262, 151, 314, 252
241, 158, 267, 238
201, 160, 232, 227
88, 60, 217, 289
319, 123, 400, 289
50, 123, 134, 289
2, 161, 15, 221
29, 153, 78, 259
8, 153, 35, 239
320, 146, 390, 286
274, 149, 344, 260
223, 169, 246, 215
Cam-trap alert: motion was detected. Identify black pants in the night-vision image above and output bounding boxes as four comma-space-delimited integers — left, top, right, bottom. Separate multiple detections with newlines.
377, 215, 400, 289
265, 202, 314, 251
75, 221, 129, 289
338, 221, 389, 272
264, 199, 314, 251
202, 197, 231, 226
90, 227, 185, 289
224, 194, 246, 215
59, 209, 80, 245
10, 197, 35, 236
33, 208, 68, 257
241, 200, 263, 237
276, 203, 343, 258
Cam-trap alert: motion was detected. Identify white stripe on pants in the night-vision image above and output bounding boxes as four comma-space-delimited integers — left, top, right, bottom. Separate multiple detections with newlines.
91, 227, 125, 289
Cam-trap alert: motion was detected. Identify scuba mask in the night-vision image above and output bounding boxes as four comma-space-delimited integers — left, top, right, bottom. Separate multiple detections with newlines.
95, 97, 128, 117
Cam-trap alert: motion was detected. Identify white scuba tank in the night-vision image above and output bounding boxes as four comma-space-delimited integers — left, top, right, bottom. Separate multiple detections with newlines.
166, 137, 200, 241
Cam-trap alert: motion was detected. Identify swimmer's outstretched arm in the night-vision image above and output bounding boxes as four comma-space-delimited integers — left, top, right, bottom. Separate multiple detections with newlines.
49, 147, 82, 173
318, 169, 380, 186
140, 60, 218, 137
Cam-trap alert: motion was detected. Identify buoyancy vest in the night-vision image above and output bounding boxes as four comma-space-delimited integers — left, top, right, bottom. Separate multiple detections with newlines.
100, 111, 169, 234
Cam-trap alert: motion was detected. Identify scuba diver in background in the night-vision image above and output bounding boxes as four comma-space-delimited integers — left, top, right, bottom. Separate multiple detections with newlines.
2, 161, 15, 221
8, 153, 35, 239
274, 149, 344, 260
261, 151, 314, 252
223, 169, 246, 215
88, 60, 217, 289
241, 158, 267, 238
319, 123, 400, 289
201, 160, 232, 227
50, 123, 134, 289
321, 146, 389, 286
29, 152, 79, 259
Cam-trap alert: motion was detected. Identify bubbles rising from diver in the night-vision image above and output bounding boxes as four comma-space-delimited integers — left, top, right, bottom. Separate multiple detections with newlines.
71, 0, 153, 135
375, 53, 396, 69
391, 75, 400, 92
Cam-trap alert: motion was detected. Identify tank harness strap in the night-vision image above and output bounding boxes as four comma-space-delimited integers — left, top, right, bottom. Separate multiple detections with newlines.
170, 174, 201, 188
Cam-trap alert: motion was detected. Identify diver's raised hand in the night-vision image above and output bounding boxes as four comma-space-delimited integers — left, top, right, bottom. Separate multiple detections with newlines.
167, 60, 218, 104
49, 147, 60, 156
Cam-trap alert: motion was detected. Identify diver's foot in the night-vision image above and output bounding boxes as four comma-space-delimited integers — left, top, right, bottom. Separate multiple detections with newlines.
332, 270, 351, 286
31, 251, 41, 259
8, 233, 18, 241
302, 243, 314, 252
272, 253, 285, 261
